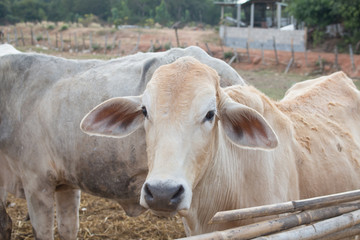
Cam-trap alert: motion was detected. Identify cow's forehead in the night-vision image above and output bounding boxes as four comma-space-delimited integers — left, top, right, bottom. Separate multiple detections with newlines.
143, 57, 219, 120
146, 57, 219, 103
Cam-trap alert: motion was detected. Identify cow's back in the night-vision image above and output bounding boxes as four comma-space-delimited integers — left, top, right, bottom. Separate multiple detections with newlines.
278, 71, 360, 198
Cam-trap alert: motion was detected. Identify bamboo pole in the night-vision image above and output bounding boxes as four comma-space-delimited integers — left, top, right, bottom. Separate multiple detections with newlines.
253, 209, 360, 240
317, 223, 360, 240
180, 202, 360, 240
210, 189, 360, 224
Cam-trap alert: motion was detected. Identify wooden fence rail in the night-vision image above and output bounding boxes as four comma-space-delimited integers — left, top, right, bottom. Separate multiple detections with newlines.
179, 190, 360, 240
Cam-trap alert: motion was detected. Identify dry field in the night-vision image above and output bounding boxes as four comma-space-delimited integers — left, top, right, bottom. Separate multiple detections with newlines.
2, 23, 360, 240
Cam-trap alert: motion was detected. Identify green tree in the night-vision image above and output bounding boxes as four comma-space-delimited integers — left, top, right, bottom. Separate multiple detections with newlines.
288, 0, 360, 45
155, 0, 171, 26
0, 0, 11, 24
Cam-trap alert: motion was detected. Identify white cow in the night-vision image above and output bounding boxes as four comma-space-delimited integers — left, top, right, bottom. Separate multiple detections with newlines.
0, 47, 244, 239
82, 57, 360, 236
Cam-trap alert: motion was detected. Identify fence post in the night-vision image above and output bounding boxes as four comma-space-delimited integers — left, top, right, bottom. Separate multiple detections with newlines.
273, 36, 279, 65
118, 40, 122, 56
74, 32, 78, 52
14, 28, 18, 46
205, 43, 213, 57
56, 32, 58, 49
89, 32, 93, 52
31, 27, 34, 45
104, 33, 108, 55
68, 33, 72, 50
349, 44, 356, 72
111, 34, 116, 51
246, 40, 250, 63
46, 31, 50, 48
261, 43, 266, 65
60, 32, 63, 51
82, 33, 85, 51
334, 46, 340, 70
20, 30, 25, 46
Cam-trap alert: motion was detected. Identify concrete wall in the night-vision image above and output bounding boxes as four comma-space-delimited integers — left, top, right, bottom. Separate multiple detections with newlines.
220, 25, 306, 52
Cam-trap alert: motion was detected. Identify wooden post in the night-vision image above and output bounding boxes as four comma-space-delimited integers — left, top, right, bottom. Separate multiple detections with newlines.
68, 33, 72, 50
319, 55, 323, 73
205, 43, 213, 56
284, 58, 293, 74
349, 44, 356, 72
60, 32, 64, 51
20, 30, 25, 46
273, 36, 279, 65
56, 32, 58, 49
46, 31, 50, 48
261, 43, 266, 65
82, 33, 85, 51
246, 40, 250, 62
291, 38, 295, 62
334, 45, 340, 70
89, 32, 93, 51
104, 33, 108, 54
14, 28, 18, 46
111, 34, 116, 51
175, 28, 180, 47
74, 33, 78, 52
148, 40, 154, 52
130, 33, 141, 54
118, 40, 122, 56
31, 28, 34, 45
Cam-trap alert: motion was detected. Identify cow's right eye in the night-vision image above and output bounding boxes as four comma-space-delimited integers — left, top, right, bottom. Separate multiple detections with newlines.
142, 106, 148, 117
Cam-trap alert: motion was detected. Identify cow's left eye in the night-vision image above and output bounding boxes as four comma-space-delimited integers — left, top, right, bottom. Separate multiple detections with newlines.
204, 110, 215, 122
142, 106, 148, 118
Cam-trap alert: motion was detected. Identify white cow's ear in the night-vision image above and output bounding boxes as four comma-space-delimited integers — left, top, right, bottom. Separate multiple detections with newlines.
80, 96, 144, 138
219, 99, 278, 149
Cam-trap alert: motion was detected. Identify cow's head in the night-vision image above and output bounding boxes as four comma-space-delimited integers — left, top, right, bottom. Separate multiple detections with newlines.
81, 57, 278, 216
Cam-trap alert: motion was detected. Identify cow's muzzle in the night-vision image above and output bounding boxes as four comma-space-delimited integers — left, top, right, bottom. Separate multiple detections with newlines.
143, 181, 185, 212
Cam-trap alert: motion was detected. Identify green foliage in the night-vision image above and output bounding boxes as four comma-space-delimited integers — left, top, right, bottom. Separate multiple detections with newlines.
155, 0, 170, 26
288, 0, 360, 45
224, 51, 234, 59
78, 14, 98, 27
144, 18, 155, 27
47, 24, 55, 30
60, 24, 69, 31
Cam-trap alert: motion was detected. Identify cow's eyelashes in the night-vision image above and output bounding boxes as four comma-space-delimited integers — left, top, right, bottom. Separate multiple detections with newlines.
204, 110, 215, 122
141, 106, 148, 118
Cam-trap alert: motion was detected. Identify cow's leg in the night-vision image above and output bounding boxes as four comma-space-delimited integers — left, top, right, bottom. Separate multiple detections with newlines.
55, 187, 80, 240
24, 186, 55, 240
0, 190, 12, 240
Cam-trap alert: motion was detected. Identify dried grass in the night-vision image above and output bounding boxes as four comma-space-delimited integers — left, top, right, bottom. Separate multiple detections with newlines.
7, 193, 186, 239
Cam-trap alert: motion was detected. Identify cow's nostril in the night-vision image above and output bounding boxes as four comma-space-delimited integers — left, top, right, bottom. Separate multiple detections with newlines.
171, 185, 184, 201
144, 183, 153, 199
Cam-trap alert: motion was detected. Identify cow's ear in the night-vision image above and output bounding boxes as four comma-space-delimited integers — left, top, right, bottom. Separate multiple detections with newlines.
80, 96, 144, 138
219, 99, 278, 149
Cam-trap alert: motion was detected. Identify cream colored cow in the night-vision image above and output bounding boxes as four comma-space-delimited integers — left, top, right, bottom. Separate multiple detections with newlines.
81, 57, 360, 236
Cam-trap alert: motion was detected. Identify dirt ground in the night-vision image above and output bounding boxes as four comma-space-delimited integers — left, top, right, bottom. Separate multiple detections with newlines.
2, 23, 360, 240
